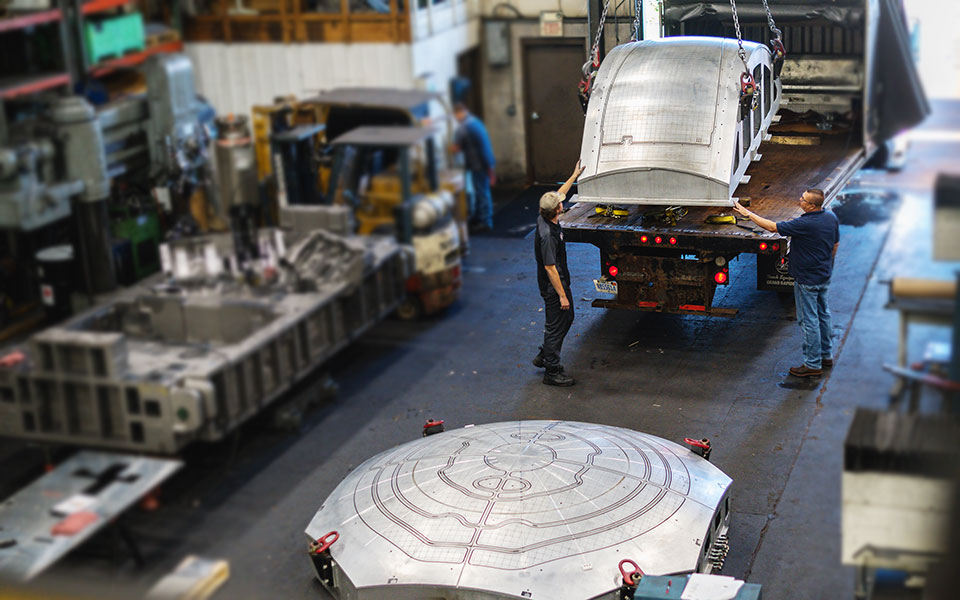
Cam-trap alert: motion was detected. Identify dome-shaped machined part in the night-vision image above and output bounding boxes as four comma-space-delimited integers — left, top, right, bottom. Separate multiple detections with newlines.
577, 37, 780, 207
305, 420, 732, 599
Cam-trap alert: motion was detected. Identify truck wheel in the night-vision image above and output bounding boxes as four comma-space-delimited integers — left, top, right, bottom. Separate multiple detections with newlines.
396, 295, 423, 321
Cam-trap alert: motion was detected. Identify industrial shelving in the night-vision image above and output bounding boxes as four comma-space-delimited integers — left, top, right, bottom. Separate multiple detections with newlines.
0, 1, 182, 100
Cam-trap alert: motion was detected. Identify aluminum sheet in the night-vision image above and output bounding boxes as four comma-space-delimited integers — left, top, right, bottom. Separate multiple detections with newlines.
0, 451, 182, 582
305, 420, 732, 599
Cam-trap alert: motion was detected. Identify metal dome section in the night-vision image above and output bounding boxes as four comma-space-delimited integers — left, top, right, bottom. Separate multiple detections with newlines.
305, 421, 733, 600
577, 37, 780, 207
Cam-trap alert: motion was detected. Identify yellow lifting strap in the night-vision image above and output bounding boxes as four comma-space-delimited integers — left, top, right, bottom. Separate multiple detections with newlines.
593, 204, 630, 218
705, 215, 737, 224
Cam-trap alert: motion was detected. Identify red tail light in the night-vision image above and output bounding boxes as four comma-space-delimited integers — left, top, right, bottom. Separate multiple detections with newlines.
668, 237, 678, 246
714, 271, 728, 284
772, 243, 780, 251
654, 236, 663, 245
640, 235, 649, 244
608, 265, 619, 277
759, 242, 768, 251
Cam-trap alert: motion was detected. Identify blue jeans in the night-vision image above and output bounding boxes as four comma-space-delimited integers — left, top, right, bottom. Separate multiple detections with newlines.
470, 170, 493, 228
794, 282, 833, 369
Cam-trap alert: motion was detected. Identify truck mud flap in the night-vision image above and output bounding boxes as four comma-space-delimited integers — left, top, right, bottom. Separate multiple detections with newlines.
757, 252, 795, 292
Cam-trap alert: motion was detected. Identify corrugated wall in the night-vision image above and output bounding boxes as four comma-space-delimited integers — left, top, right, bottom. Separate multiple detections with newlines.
184, 43, 416, 115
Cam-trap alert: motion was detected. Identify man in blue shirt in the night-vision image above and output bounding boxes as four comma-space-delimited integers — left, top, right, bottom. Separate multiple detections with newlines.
452, 103, 496, 232
734, 188, 840, 377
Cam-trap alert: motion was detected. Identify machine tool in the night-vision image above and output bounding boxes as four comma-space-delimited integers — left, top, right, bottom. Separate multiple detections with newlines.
0, 53, 210, 297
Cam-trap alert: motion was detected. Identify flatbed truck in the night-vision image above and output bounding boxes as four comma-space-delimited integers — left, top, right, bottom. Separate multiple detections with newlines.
564, 0, 927, 316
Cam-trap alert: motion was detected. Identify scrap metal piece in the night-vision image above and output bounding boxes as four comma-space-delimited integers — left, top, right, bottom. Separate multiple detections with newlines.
305, 420, 733, 599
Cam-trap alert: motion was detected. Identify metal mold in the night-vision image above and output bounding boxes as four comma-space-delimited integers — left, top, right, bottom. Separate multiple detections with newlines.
0, 227, 412, 455
305, 420, 732, 600
577, 37, 780, 207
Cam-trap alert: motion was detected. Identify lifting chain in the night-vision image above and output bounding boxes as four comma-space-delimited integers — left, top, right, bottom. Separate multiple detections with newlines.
729, 0, 760, 115
760, 0, 786, 78
760, 0, 783, 41
632, 0, 642, 41
579, 0, 612, 113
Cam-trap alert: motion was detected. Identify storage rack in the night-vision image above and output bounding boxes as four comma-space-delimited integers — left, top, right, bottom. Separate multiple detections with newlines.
0, 1, 184, 103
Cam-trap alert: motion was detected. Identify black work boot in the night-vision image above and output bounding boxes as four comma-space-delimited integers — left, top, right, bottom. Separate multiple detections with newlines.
543, 367, 575, 387
532, 347, 545, 369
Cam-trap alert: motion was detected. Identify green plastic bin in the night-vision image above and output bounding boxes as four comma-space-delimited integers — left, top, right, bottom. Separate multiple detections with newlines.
84, 12, 145, 65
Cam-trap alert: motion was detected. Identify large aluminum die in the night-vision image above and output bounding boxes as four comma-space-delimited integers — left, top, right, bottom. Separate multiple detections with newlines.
305, 420, 732, 599
577, 37, 780, 207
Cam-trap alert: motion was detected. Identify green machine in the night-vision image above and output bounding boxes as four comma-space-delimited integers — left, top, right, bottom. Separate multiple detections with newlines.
110, 206, 161, 284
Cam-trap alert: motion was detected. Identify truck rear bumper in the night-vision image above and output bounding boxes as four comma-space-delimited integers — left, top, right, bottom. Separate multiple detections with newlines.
592, 297, 738, 317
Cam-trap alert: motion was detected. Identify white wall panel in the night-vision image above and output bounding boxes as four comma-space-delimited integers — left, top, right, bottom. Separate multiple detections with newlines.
185, 43, 415, 115
411, 20, 478, 99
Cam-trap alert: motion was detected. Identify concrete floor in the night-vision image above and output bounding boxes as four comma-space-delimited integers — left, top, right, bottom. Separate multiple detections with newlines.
4, 100, 960, 599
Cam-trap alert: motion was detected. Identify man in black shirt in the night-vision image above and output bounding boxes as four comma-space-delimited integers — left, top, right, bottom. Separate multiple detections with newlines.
533, 160, 586, 386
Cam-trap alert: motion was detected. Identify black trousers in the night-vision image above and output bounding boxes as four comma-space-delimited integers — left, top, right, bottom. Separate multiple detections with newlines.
541, 287, 574, 372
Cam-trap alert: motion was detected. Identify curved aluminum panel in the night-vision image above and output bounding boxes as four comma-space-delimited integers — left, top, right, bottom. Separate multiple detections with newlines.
305, 421, 732, 599
578, 37, 780, 206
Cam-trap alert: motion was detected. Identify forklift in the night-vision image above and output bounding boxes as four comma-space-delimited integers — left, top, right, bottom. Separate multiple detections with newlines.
326, 125, 462, 319
254, 89, 467, 319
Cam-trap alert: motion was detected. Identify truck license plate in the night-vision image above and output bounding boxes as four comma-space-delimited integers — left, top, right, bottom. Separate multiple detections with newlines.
593, 279, 618, 294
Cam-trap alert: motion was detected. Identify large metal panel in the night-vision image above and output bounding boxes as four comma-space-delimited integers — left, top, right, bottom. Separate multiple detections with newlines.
0, 451, 181, 582
305, 420, 732, 600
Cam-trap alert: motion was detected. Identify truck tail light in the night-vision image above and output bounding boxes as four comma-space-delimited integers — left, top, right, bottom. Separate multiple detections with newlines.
640, 235, 649, 244
714, 271, 728, 285
772, 243, 780, 251
608, 265, 618, 278
654, 236, 663, 245
669, 237, 678, 246
759, 242, 768, 251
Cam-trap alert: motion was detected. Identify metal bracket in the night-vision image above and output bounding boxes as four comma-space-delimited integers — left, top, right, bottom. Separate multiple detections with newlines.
618, 559, 643, 600
308, 531, 340, 588
684, 438, 712, 461
423, 419, 445, 437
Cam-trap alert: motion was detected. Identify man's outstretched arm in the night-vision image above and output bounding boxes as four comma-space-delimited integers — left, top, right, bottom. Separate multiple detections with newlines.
558, 160, 586, 198
733, 201, 778, 233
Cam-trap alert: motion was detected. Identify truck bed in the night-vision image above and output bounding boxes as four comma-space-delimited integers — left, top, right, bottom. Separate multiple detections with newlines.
563, 134, 864, 244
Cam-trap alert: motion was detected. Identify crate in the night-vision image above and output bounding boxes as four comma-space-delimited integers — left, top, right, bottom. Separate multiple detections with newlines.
84, 12, 145, 65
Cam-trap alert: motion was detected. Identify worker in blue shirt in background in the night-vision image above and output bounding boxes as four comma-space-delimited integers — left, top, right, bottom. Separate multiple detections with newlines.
452, 102, 496, 233
734, 188, 840, 378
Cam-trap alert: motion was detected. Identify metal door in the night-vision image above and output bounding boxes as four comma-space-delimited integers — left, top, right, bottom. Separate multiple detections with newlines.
522, 39, 587, 184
